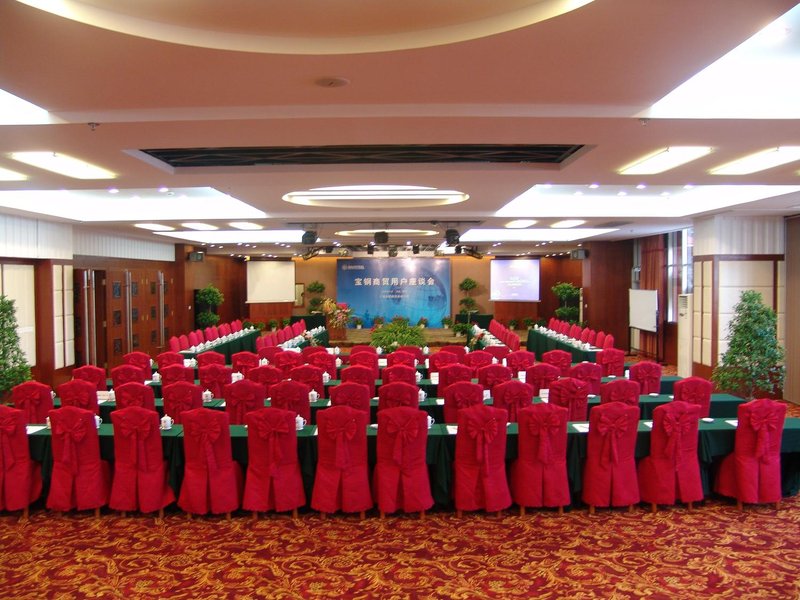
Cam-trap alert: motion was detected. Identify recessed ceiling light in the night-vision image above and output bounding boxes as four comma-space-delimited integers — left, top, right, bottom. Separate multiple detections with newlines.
155, 230, 305, 244
229, 221, 263, 230
158, 187, 169, 193
134, 223, 175, 232
0, 166, 28, 181
589, 183, 600, 189
334, 228, 438, 237
636, 184, 647, 190
182, 222, 218, 231
619, 147, 713, 174
550, 220, 586, 229
460, 228, 615, 243
709, 146, 800, 175
108, 188, 119, 194
284, 185, 468, 209
504, 219, 537, 228
8, 151, 116, 179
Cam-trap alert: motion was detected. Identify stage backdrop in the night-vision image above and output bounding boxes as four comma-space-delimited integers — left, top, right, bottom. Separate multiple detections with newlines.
337, 258, 451, 328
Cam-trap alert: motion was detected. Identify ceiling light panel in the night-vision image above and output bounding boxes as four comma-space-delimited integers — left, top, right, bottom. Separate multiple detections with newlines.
460, 228, 617, 243
619, 147, 713, 175
155, 230, 305, 244
229, 221, 263, 230
0, 89, 53, 125
550, 220, 586, 228
9, 151, 116, 179
504, 219, 537, 228
0, 166, 28, 181
134, 223, 175, 231
335, 228, 439, 237
181, 222, 218, 231
283, 185, 469, 209
709, 147, 800, 175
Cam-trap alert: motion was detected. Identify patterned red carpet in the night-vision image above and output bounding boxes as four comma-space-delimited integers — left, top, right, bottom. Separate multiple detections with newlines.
2, 496, 799, 599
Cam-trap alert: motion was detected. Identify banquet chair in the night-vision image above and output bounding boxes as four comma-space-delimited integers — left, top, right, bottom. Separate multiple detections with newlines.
178, 408, 243, 518
673, 376, 713, 418
382, 364, 418, 386
596, 348, 625, 377
569, 324, 582, 340
629, 361, 662, 395
0, 405, 43, 519
482, 345, 510, 362
377, 381, 419, 411
123, 351, 152, 373
110, 364, 146, 387
349, 351, 379, 378
454, 404, 512, 517
109, 406, 175, 517
437, 363, 474, 397
373, 406, 434, 518
158, 364, 195, 387
428, 351, 459, 373
476, 364, 513, 391
340, 365, 376, 397
311, 405, 372, 518
329, 382, 371, 414
301, 345, 327, 361
349, 344, 377, 356
204, 327, 218, 342
599, 379, 641, 409
178, 334, 190, 350
270, 379, 312, 423
440, 345, 468, 360
541, 350, 572, 376
523, 363, 561, 396
291, 321, 304, 336
386, 350, 416, 368
506, 350, 536, 373
231, 351, 259, 376
188, 331, 201, 347
397, 346, 425, 363
73, 364, 107, 392
548, 377, 590, 422
275, 329, 286, 344
223, 379, 267, 425
307, 351, 337, 378
491, 379, 534, 423
156, 351, 184, 369
582, 401, 640, 513
271, 350, 304, 377
11, 381, 54, 423
168, 336, 181, 352
57, 379, 99, 414
243, 408, 306, 519
197, 351, 226, 368
198, 363, 233, 399
246, 365, 284, 393
715, 398, 786, 510
587, 330, 597, 345
462, 350, 493, 371
288, 364, 325, 399
580, 327, 592, 343
257, 346, 284, 363
637, 401, 703, 512
595, 331, 606, 349
115, 382, 157, 411
569, 362, 604, 395
162, 381, 203, 424
443, 381, 484, 424
603, 334, 615, 349
46, 406, 110, 516
511, 403, 570, 514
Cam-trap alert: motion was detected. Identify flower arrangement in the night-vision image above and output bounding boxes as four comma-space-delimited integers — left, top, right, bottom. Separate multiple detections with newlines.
321, 297, 352, 329
469, 330, 486, 350
372, 316, 385, 327
417, 316, 428, 327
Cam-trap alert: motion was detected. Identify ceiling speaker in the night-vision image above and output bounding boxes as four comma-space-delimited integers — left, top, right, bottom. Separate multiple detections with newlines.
412, 244, 420, 254
388, 246, 398, 257
366, 244, 374, 255
445, 229, 460, 246
374, 231, 389, 244
301, 230, 317, 245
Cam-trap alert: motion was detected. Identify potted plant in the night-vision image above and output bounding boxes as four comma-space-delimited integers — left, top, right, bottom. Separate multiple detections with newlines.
370, 320, 425, 350
352, 316, 364, 329
372, 316, 385, 328
523, 317, 535, 329
552, 281, 581, 323
268, 318, 279, 331
195, 284, 224, 328
281, 317, 291, 327
458, 277, 480, 316
417, 316, 428, 328
712, 290, 785, 399
508, 318, 518, 330
307, 281, 326, 313
452, 322, 471, 337
392, 315, 409, 325
441, 316, 453, 329
0, 295, 31, 398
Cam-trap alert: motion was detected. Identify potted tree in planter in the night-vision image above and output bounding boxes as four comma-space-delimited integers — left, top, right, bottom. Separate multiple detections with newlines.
195, 284, 224, 328
523, 317, 536, 330
441, 316, 453, 329
508, 318, 518, 330
458, 277, 480, 320
268, 318, 279, 331
417, 316, 428, 328
307, 281, 326, 313
452, 322, 471, 337
0, 295, 31, 399
552, 282, 580, 323
712, 290, 785, 400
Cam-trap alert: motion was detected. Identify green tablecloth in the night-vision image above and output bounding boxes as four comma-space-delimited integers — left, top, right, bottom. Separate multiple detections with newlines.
527, 329, 598, 362
179, 330, 260, 361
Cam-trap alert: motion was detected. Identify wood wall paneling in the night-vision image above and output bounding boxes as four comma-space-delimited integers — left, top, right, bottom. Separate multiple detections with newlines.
581, 241, 633, 350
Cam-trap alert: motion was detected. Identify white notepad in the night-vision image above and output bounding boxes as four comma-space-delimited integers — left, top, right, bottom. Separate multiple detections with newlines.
26, 425, 47, 434
446, 425, 458, 435
571, 422, 590, 433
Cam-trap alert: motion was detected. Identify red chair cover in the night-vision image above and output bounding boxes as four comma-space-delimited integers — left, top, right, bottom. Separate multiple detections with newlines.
46, 406, 110, 512
197, 351, 226, 368
428, 351, 459, 373
491, 380, 533, 422
0, 405, 42, 511
115, 382, 157, 411
204, 327, 217, 342
482, 345, 510, 361
569, 324, 582, 340
349, 345, 377, 356
382, 364, 417, 386
329, 382, 371, 414
580, 327, 591, 343
673, 376, 713, 418
109, 406, 175, 513
638, 401, 703, 506
548, 377, 590, 422
162, 382, 203, 424
511, 403, 570, 508
246, 365, 283, 395
569, 362, 604, 395
57, 379, 99, 415
307, 351, 338, 378
386, 351, 416, 368
231, 351, 259, 376
463, 350, 493, 370
291, 321, 304, 336
11, 381, 54, 423
178, 408, 243, 515
288, 364, 325, 399
179, 334, 190, 350
541, 350, 572, 376
397, 346, 425, 363
243, 408, 306, 513
73, 365, 107, 392
311, 405, 372, 514
301, 345, 327, 361
258, 346, 284, 362
275, 329, 286, 344
629, 361, 662, 394
595, 331, 606, 349
715, 398, 786, 505
349, 352, 379, 378
506, 350, 536, 373
440, 345, 467, 360
437, 363, 474, 397
582, 401, 640, 508
198, 364, 233, 399
188, 331, 201, 347
340, 365, 376, 398
223, 379, 267, 425
587, 330, 597, 345
156, 351, 184, 369
443, 381, 484, 424
377, 381, 419, 411
270, 380, 312, 423
596, 348, 625, 377
374, 407, 434, 514
271, 350, 304, 377
454, 404, 512, 512
599, 379, 641, 409
159, 364, 195, 387
603, 334, 615, 349
168, 336, 181, 352
110, 364, 146, 387
123, 351, 151, 374
523, 363, 560, 396
476, 364, 513, 391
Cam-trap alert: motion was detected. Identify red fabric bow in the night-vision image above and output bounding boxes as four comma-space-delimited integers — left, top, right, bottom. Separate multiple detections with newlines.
117, 417, 153, 470
253, 417, 289, 475
54, 419, 88, 475
662, 411, 693, 463
454, 394, 477, 410
750, 410, 778, 463
189, 420, 221, 472
385, 417, 419, 465
327, 418, 358, 469
467, 417, 498, 470
528, 413, 561, 464
597, 414, 628, 466
0, 416, 18, 470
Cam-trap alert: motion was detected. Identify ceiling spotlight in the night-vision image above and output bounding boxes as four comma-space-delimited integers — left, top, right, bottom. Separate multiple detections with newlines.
412, 244, 420, 255
388, 246, 398, 257
366, 245, 374, 255
302, 230, 318, 245
445, 228, 460, 246
374, 231, 389, 244
302, 248, 320, 261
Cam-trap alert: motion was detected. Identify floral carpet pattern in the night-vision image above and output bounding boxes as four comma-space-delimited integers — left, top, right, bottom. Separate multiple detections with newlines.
2, 495, 799, 599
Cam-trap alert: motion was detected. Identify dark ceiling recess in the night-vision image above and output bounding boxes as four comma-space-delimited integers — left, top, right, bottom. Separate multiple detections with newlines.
140, 144, 586, 168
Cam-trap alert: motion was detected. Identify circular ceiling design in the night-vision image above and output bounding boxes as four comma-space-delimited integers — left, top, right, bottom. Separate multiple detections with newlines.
18, 0, 594, 54
282, 185, 469, 209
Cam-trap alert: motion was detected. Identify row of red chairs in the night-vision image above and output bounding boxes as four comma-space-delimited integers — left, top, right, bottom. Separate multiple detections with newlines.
255, 320, 307, 349
168, 319, 246, 352
548, 318, 615, 349
485, 319, 522, 351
